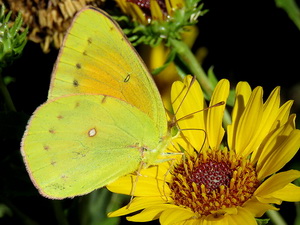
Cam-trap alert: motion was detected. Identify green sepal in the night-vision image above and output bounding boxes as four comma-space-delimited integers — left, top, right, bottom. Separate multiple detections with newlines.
114, 0, 207, 47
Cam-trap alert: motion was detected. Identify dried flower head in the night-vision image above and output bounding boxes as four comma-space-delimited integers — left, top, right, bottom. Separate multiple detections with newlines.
1, 0, 104, 53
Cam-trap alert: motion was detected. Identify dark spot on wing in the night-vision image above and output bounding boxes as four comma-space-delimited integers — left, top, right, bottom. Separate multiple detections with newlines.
76, 63, 81, 69
49, 129, 55, 134
87, 37, 92, 44
73, 79, 79, 87
74, 101, 80, 108
43, 145, 50, 151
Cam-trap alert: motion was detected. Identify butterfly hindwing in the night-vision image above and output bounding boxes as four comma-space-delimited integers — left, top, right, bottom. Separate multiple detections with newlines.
21, 94, 161, 198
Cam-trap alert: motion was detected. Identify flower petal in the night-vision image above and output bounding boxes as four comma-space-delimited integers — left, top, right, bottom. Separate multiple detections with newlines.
150, 0, 164, 21
127, 204, 179, 222
234, 86, 263, 157
255, 170, 300, 197
171, 76, 208, 151
207, 79, 229, 150
107, 168, 171, 197
226, 207, 257, 225
265, 183, 300, 202
227, 82, 252, 152
243, 197, 278, 217
129, 2, 148, 24
256, 128, 300, 180
270, 100, 294, 132
159, 207, 196, 225
245, 87, 281, 160
108, 196, 166, 217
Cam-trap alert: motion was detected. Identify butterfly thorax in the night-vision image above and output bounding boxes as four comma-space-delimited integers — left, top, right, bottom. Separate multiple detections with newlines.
141, 132, 172, 168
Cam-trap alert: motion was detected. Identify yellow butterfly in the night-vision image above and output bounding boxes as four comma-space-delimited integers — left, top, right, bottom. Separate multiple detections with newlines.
21, 6, 171, 199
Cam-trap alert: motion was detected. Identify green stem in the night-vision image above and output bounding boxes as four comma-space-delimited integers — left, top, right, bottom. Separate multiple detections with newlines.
0, 70, 16, 112
169, 39, 232, 127
170, 38, 213, 98
266, 210, 287, 225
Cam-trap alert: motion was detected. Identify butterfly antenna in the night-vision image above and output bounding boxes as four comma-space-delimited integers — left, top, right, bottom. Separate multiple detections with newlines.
170, 76, 225, 128
168, 76, 196, 130
176, 101, 225, 124
174, 76, 197, 116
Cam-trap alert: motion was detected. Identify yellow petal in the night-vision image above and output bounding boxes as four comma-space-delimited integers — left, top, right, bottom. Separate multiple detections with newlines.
256, 128, 300, 180
226, 207, 257, 225
207, 79, 229, 150
246, 87, 281, 161
243, 197, 278, 217
150, 0, 164, 21
265, 183, 300, 202
227, 82, 252, 152
255, 114, 295, 168
251, 114, 296, 166
235, 87, 264, 156
202, 217, 229, 225
128, 204, 179, 222
107, 173, 171, 197
255, 170, 300, 197
270, 100, 294, 132
171, 76, 208, 151
167, 0, 185, 16
129, 2, 148, 24
159, 207, 196, 225
115, 0, 128, 14
108, 196, 165, 217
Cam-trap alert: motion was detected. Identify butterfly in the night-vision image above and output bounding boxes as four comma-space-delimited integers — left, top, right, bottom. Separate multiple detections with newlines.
21, 6, 172, 199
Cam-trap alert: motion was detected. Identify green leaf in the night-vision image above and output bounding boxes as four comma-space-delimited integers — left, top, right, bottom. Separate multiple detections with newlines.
275, 0, 300, 30
207, 66, 218, 87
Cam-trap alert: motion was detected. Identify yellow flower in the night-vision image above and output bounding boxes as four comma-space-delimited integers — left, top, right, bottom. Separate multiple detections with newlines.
115, 0, 184, 24
107, 76, 300, 224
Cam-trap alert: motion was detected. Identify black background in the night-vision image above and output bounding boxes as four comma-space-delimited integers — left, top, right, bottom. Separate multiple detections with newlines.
1, 0, 300, 224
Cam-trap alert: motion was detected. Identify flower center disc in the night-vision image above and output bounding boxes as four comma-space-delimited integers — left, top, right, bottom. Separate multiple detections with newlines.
169, 149, 259, 216
191, 160, 232, 193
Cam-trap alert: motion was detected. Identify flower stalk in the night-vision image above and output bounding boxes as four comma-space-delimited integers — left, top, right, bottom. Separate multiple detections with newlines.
266, 210, 287, 225
169, 38, 232, 126
169, 38, 212, 96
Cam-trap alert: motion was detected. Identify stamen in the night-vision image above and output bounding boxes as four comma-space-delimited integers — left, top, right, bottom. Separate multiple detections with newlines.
169, 149, 259, 216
